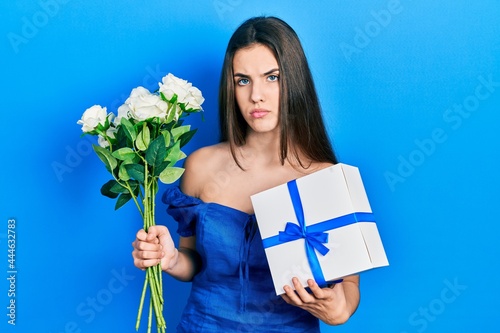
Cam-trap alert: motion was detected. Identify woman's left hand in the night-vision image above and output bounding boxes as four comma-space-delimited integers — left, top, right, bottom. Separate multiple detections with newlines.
281, 276, 359, 325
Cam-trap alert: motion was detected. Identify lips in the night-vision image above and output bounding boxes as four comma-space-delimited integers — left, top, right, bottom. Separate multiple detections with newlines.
250, 109, 269, 118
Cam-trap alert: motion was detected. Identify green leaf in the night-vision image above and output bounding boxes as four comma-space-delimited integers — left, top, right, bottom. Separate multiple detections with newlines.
148, 118, 161, 134
153, 161, 170, 177
160, 91, 172, 103
145, 135, 166, 168
93, 144, 118, 173
120, 117, 137, 142
136, 123, 150, 151
171, 125, 190, 141
109, 181, 129, 194
161, 130, 171, 147
114, 126, 130, 148
115, 193, 132, 210
159, 167, 184, 184
124, 164, 145, 183
165, 102, 177, 123
118, 160, 132, 181
165, 141, 181, 165
178, 128, 197, 148
112, 147, 136, 161
100, 180, 120, 199
178, 150, 187, 160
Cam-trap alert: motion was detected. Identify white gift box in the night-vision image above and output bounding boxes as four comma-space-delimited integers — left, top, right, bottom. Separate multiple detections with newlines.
250, 163, 389, 295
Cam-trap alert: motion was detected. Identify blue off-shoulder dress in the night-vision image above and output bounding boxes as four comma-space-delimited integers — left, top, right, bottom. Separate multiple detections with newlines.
162, 187, 320, 333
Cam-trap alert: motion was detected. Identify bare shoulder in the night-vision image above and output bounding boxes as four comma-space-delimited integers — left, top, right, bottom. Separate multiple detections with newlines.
180, 142, 231, 197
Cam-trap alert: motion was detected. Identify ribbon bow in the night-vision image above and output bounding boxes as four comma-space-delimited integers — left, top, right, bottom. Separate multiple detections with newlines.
279, 220, 330, 256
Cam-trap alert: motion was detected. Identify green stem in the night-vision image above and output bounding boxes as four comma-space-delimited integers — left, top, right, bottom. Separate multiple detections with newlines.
124, 180, 144, 218
144, 163, 151, 230
148, 269, 165, 327
149, 264, 162, 305
156, 264, 164, 304
135, 271, 149, 331
138, 163, 166, 331
111, 173, 144, 218
148, 296, 153, 333
106, 136, 113, 152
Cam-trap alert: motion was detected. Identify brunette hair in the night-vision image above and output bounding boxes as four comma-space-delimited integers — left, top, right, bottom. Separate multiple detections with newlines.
219, 16, 337, 167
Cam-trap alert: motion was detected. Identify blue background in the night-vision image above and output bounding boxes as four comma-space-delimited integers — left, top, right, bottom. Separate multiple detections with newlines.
2, 0, 499, 332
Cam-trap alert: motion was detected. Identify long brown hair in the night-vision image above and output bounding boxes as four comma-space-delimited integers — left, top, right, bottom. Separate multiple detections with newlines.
219, 16, 338, 168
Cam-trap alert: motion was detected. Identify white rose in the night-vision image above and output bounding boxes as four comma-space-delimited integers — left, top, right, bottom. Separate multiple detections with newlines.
185, 86, 205, 110
158, 73, 192, 103
77, 105, 108, 132
115, 103, 133, 125
125, 87, 169, 121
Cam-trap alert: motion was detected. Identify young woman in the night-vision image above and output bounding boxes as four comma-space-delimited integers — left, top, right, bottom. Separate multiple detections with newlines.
132, 16, 360, 332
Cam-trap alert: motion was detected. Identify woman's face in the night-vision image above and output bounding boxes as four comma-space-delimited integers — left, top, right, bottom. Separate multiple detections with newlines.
233, 43, 280, 135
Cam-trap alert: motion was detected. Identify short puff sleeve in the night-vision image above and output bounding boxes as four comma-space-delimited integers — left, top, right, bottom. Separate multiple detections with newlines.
162, 186, 203, 237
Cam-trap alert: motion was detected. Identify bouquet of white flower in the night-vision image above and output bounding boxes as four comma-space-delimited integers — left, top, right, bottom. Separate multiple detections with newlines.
77, 73, 204, 333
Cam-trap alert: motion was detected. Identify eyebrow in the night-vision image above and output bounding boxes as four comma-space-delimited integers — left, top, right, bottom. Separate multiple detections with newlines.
233, 68, 280, 78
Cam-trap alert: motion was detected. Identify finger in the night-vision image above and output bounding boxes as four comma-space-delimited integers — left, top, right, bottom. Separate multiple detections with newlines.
307, 279, 327, 299
280, 292, 292, 304
135, 229, 148, 241
135, 249, 164, 260
134, 240, 162, 252
292, 277, 316, 303
134, 257, 162, 270
281, 284, 302, 305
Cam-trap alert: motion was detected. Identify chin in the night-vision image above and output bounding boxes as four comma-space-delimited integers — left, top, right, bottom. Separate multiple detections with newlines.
249, 125, 279, 135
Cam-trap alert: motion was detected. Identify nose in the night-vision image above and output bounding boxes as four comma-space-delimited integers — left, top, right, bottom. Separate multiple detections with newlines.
250, 81, 264, 103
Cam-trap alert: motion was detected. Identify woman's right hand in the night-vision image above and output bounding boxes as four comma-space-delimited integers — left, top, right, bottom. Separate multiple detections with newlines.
132, 225, 178, 272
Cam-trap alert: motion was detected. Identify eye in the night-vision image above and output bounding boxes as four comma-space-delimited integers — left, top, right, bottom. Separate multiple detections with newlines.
237, 78, 250, 86
267, 74, 279, 82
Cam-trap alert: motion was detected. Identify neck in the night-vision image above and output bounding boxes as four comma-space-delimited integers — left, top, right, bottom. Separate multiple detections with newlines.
237, 129, 283, 167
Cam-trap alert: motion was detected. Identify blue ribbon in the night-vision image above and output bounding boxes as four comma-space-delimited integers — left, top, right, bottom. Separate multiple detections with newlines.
261, 180, 375, 286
